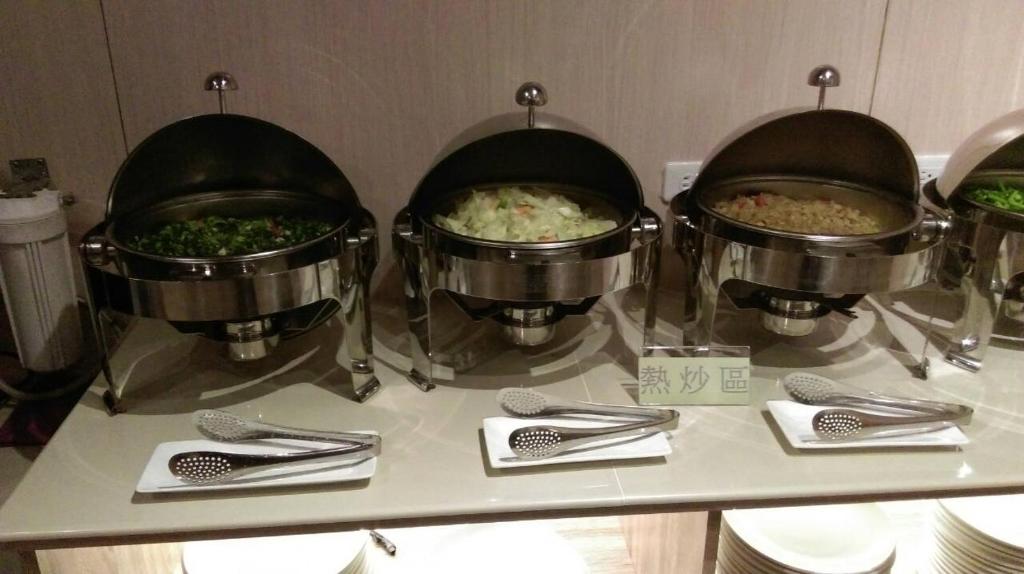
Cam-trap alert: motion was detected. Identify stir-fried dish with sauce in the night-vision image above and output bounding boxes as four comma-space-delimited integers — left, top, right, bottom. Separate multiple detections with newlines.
130, 215, 333, 257
712, 192, 883, 235
433, 186, 618, 242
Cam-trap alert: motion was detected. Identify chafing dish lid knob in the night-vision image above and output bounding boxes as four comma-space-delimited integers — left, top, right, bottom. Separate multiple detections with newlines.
204, 71, 238, 114
204, 71, 238, 92
807, 65, 840, 110
515, 82, 548, 128
515, 82, 548, 107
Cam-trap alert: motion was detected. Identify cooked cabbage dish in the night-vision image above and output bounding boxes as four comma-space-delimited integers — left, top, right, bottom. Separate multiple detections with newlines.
433, 186, 618, 242
965, 184, 1024, 214
130, 215, 333, 257
712, 192, 883, 235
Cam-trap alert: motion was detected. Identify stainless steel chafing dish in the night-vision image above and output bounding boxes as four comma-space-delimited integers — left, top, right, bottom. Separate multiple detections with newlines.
670, 66, 947, 374
80, 73, 380, 412
393, 82, 662, 390
927, 109, 1024, 372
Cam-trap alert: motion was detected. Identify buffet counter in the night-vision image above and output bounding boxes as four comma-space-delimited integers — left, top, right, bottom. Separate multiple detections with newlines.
0, 286, 1021, 566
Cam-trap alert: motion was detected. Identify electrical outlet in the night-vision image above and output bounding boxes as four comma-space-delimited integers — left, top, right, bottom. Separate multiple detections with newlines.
662, 161, 702, 202
662, 155, 949, 201
916, 154, 949, 187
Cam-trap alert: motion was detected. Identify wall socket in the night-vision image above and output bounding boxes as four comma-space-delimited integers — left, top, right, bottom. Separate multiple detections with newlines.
916, 155, 949, 187
661, 155, 950, 202
661, 161, 701, 202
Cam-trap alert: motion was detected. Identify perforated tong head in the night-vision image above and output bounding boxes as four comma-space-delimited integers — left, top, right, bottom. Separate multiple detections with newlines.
193, 409, 379, 447
496, 387, 675, 422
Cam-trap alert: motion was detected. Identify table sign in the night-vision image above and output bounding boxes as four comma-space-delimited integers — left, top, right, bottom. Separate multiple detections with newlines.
637, 345, 751, 405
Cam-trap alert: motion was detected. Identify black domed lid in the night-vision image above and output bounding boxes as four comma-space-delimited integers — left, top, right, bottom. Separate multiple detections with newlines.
107, 114, 360, 219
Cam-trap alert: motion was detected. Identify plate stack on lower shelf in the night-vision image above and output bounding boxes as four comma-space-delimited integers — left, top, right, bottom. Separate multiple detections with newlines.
931, 495, 1024, 573
182, 531, 371, 574
718, 504, 897, 574
181, 522, 588, 574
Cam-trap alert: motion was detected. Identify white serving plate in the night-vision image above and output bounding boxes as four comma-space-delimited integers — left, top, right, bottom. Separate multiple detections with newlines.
723, 503, 897, 574
934, 507, 1024, 569
482, 416, 672, 468
939, 495, 1024, 552
720, 526, 806, 574
136, 438, 377, 493
766, 400, 969, 450
182, 531, 369, 574
418, 522, 588, 574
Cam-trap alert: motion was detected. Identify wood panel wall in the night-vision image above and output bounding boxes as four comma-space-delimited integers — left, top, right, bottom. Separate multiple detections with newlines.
0, 0, 125, 240
872, 0, 1024, 154
2, 0, 1024, 251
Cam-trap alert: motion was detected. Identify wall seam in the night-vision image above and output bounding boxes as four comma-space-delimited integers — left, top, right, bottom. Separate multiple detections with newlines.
868, 0, 893, 116
97, 0, 129, 155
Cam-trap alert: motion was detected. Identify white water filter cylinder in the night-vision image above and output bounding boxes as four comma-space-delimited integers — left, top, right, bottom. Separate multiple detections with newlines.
0, 190, 82, 371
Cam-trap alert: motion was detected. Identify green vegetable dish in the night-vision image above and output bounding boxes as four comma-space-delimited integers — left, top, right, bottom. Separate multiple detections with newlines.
965, 183, 1024, 214
130, 215, 334, 257
433, 186, 618, 242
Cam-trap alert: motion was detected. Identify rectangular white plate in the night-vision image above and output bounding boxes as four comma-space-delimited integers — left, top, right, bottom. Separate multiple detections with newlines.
766, 400, 969, 450
482, 416, 673, 468
136, 437, 377, 493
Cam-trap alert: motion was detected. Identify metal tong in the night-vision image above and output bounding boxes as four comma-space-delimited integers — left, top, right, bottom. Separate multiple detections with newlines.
172, 410, 382, 485
812, 408, 963, 441
497, 388, 679, 459
509, 410, 680, 459
193, 409, 379, 447
496, 387, 673, 421
169, 439, 381, 484
782, 372, 973, 421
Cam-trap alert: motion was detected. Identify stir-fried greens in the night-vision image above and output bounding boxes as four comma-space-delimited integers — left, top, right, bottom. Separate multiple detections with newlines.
130, 215, 333, 257
965, 183, 1024, 214
433, 186, 618, 242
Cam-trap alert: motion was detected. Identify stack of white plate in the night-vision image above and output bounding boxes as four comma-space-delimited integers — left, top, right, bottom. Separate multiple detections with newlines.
182, 531, 370, 574
931, 495, 1024, 573
719, 504, 897, 573
182, 522, 588, 574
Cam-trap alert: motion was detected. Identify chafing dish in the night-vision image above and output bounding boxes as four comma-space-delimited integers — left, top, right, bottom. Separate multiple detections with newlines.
80, 73, 380, 412
670, 66, 947, 375
927, 109, 1024, 371
393, 82, 661, 390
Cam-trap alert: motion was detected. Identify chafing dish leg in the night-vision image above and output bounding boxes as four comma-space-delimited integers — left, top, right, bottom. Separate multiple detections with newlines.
687, 268, 722, 347
339, 232, 381, 403
674, 208, 721, 346
404, 286, 436, 392
640, 236, 661, 352
80, 256, 126, 415
943, 224, 1017, 372
94, 311, 129, 415
393, 217, 436, 392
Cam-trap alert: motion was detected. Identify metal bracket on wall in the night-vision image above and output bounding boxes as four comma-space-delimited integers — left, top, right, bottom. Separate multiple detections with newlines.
4, 158, 75, 205
7, 158, 51, 196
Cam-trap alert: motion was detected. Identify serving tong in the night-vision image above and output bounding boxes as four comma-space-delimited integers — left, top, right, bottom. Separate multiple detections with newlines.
193, 409, 379, 446
781, 373, 973, 442
497, 388, 678, 459
169, 441, 380, 484
169, 410, 381, 485
811, 409, 960, 442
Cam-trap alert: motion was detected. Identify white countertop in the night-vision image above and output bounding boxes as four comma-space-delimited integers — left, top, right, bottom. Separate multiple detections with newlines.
0, 284, 1022, 548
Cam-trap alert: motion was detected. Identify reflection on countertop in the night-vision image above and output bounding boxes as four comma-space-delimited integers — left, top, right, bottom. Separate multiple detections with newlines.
0, 273, 1021, 548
